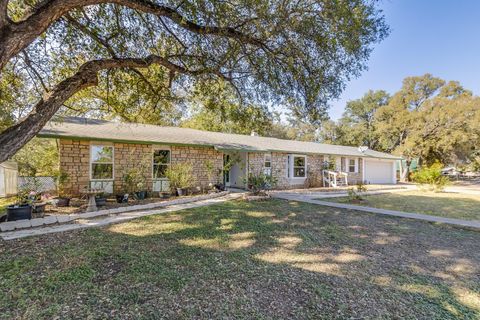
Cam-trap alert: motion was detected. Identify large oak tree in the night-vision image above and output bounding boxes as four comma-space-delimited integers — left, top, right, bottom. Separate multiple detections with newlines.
0, 0, 388, 162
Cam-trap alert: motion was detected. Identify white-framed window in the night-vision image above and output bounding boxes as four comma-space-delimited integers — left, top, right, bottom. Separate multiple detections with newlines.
153, 149, 171, 179
344, 157, 358, 173
264, 153, 272, 175
293, 155, 306, 177
287, 155, 307, 178
90, 145, 114, 180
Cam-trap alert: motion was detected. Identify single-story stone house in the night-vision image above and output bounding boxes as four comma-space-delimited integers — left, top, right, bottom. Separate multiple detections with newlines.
38, 117, 402, 196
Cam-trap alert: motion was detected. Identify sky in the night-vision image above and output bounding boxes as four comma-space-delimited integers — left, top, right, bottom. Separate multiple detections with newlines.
328, 0, 480, 120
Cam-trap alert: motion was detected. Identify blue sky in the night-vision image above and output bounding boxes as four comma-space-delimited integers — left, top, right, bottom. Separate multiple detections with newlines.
328, 0, 480, 119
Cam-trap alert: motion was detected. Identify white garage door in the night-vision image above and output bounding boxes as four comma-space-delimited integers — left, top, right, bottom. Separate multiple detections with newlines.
364, 160, 394, 184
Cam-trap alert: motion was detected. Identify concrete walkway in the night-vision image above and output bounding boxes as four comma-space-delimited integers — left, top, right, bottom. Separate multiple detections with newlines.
1, 193, 243, 241
272, 192, 480, 230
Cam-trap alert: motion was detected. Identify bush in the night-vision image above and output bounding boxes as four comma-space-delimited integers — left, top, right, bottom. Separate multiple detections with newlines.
122, 167, 146, 194
412, 162, 449, 192
165, 162, 194, 192
244, 172, 277, 195
347, 181, 368, 202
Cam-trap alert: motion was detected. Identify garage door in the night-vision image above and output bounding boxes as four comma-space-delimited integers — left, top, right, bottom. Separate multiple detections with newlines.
364, 160, 394, 184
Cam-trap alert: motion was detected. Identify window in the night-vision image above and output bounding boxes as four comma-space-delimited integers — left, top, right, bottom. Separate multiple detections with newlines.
153, 150, 170, 178
90, 145, 114, 180
348, 158, 357, 173
264, 153, 272, 175
293, 155, 306, 178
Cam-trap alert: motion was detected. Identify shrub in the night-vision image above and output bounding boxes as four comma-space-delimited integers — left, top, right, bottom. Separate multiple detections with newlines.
165, 162, 194, 192
244, 172, 277, 195
347, 181, 368, 202
412, 162, 449, 192
122, 167, 146, 194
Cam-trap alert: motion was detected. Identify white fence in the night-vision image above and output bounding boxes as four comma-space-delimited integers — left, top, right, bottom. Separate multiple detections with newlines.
0, 161, 18, 198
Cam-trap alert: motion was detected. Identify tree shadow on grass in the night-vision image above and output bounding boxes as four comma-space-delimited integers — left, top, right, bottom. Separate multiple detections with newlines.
0, 199, 479, 319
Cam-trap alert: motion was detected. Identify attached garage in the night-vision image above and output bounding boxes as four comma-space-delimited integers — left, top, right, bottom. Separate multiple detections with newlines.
364, 159, 396, 184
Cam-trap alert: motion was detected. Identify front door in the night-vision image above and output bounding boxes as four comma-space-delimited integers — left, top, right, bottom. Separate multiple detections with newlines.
223, 154, 231, 187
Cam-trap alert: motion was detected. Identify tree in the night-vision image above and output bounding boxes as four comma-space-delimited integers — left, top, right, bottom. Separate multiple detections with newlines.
13, 138, 59, 176
0, 0, 388, 162
325, 74, 480, 180
181, 81, 273, 135
337, 90, 389, 148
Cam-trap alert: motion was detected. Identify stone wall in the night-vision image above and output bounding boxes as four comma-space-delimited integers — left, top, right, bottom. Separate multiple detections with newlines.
170, 146, 224, 187
59, 139, 223, 196
59, 139, 90, 196
113, 143, 152, 193
246, 152, 325, 189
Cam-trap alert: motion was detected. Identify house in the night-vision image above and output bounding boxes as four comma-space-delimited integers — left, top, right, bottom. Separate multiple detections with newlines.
0, 161, 18, 198
38, 117, 402, 195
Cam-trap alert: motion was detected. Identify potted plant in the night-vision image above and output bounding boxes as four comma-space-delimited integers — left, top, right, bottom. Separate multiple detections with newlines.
164, 162, 194, 196
95, 192, 108, 207
6, 187, 33, 221
123, 167, 147, 200
55, 170, 71, 207
115, 193, 129, 203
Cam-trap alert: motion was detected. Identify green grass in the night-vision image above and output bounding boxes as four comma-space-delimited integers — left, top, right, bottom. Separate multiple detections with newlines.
0, 199, 479, 319
320, 191, 480, 221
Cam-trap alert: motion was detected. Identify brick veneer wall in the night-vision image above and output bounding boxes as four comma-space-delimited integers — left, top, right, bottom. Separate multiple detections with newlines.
59, 140, 224, 196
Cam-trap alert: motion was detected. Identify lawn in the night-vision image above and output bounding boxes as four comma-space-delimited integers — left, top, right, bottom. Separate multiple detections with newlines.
1, 199, 479, 319
321, 191, 480, 221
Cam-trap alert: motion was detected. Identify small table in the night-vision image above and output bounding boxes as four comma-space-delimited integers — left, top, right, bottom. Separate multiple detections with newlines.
80, 189, 104, 212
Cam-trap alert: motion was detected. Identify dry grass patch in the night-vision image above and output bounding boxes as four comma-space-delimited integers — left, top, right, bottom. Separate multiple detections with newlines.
322, 190, 480, 220
0, 199, 479, 319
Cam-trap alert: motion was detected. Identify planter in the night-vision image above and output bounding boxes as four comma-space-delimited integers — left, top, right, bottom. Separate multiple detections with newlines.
55, 197, 71, 207
32, 202, 47, 218
176, 188, 189, 196
135, 191, 147, 200
159, 192, 170, 199
95, 196, 107, 207
116, 194, 129, 203
7, 205, 32, 221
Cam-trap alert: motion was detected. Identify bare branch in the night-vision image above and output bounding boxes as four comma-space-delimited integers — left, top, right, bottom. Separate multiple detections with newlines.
0, 54, 229, 161
0, 0, 9, 27
0, 0, 266, 71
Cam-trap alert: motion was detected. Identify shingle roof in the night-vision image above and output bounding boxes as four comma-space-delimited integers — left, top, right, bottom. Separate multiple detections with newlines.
38, 117, 402, 160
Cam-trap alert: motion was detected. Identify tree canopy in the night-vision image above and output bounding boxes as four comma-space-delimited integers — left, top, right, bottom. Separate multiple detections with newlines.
319, 74, 480, 175
0, 0, 388, 162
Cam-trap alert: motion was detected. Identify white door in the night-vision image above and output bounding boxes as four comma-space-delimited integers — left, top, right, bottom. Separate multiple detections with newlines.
364, 159, 395, 184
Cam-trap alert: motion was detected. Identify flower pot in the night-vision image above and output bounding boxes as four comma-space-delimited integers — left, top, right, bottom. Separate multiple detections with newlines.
159, 192, 170, 199
135, 191, 146, 200
95, 196, 107, 207
176, 188, 188, 196
32, 202, 47, 218
55, 197, 71, 207
7, 205, 32, 221
116, 194, 128, 203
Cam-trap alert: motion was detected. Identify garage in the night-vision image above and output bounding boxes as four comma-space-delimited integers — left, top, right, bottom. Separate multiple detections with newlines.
364, 159, 395, 184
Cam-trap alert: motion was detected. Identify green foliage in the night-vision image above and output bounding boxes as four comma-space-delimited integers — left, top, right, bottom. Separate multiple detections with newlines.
122, 168, 147, 194
13, 138, 59, 176
244, 172, 277, 195
2, 0, 389, 138
412, 162, 449, 192
320, 74, 480, 171
165, 163, 194, 191
347, 181, 368, 202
